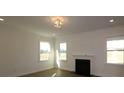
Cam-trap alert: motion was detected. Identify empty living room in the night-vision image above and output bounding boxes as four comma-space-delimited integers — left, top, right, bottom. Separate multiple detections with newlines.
1, 1, 124, 93
0, 16, 124, 77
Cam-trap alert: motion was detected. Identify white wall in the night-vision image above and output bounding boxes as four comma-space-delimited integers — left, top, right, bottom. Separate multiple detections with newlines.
0, 26, 55, 76
55, 25, 124, 77
1, 23, 124, 77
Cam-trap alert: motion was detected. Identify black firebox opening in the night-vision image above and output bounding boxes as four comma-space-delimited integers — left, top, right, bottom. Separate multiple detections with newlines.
75, 59, 90, 76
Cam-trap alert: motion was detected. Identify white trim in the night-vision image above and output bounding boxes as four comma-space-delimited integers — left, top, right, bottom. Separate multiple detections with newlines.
106, 63, 124, 66
72, 54, 95, 57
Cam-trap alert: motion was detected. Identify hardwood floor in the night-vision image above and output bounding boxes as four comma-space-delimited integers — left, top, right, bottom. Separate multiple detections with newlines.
22, 68, 86, 77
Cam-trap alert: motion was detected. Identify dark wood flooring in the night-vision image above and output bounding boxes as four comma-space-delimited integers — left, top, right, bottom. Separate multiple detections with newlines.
22, 68, 86, 77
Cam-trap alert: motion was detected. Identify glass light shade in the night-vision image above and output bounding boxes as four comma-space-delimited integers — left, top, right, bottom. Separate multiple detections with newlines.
51, 16, 64, 28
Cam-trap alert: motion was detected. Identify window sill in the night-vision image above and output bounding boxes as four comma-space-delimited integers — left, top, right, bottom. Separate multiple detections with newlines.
60, 60, 67, 62
106, 63, 124, 65
39, 60, 49, 62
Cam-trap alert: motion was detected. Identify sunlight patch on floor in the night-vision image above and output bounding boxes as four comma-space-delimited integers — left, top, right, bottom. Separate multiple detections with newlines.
51, 73, 56, 77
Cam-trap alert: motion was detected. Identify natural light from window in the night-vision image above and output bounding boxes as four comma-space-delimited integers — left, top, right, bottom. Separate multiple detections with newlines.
40, 42, 50, 61
107, 39, 124, 64
59, 43, 67, 61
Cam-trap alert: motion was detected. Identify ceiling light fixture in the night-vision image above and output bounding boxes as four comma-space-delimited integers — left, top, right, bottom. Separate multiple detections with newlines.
0, 18, 4, 21
109, 19, 114, 23
51, 16, 64, 28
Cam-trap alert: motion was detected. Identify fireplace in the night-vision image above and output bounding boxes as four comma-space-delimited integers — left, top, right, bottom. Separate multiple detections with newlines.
75, 59, 90, 76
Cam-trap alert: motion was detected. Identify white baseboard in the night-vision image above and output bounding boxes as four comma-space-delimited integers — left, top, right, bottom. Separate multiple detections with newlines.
17, 66, 54, 77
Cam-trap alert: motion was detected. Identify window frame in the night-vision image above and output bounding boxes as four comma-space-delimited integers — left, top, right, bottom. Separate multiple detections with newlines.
59, 42, 67, 62
106, 37, 124, 65
39, 41, 51, 62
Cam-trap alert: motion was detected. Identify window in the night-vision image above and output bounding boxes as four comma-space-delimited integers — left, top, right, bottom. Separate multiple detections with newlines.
107, 37, 124, 64
59, 43, 67, 61
40, 42, 50, 61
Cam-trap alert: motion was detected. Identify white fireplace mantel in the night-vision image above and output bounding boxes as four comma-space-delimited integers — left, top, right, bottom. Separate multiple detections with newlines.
72, 54, 95, 74
72, 54, 95, 60
72, 54, 95, 57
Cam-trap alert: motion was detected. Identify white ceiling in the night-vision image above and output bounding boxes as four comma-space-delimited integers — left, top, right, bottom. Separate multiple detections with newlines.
0, 16, 124, 37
